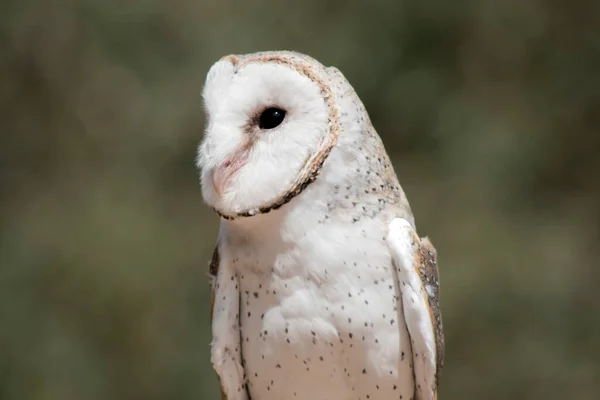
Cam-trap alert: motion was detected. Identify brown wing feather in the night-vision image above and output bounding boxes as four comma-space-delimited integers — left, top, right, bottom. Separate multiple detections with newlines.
208, 245, 229, 400
209, 245, 220, 320
413, 237, 445, 386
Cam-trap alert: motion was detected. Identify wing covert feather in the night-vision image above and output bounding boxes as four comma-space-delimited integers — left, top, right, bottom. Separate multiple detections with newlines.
209, 244, 247, 400
209, 246, 220, 321
387, 218, 444, 400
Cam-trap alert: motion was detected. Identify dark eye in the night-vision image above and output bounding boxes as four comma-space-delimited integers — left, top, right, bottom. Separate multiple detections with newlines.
259, 108, 286, 129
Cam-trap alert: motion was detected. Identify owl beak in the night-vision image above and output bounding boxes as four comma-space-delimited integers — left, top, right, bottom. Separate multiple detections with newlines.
212, 151, 249, 196
212, 164, 231, 197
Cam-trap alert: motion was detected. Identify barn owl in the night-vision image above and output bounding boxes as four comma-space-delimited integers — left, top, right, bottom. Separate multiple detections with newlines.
197, 51, 444, 400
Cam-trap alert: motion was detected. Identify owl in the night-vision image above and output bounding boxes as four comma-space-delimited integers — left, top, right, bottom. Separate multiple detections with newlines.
197, 51, 444, 400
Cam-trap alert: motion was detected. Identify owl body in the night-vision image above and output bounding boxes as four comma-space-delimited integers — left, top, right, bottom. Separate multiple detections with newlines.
199, 51, 444, 400
221, 179, 413, 400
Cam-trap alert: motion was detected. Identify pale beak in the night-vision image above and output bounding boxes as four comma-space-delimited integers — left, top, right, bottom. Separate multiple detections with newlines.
212, 162, 231, 197
212, 151, 249, 197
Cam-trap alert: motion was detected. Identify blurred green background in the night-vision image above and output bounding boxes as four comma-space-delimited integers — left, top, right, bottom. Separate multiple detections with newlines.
1, 0, 599, 399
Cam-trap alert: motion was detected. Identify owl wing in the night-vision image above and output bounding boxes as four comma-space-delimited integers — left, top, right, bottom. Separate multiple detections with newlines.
209, 244, 248, 400
387, 218, 445, 400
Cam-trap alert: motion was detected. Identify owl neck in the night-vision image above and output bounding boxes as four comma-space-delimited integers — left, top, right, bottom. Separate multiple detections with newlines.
220, 168, 412, 245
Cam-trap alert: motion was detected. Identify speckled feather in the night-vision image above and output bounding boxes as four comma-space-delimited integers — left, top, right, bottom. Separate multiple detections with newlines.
415, 237, 444, 383
200, 51, 444, 400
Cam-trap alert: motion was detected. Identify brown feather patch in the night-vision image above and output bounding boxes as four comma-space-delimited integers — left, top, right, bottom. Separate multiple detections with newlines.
209, 245, 220, 320
413, 236, 445, 388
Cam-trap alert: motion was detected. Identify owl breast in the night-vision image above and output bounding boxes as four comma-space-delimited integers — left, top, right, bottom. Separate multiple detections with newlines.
229, 218, 415, 400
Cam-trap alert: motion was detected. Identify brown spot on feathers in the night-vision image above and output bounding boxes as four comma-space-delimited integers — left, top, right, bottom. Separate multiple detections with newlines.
209, 245, 220, 321
221, 54, 240, 67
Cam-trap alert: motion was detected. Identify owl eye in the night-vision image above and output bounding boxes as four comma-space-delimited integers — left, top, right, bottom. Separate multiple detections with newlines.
259, 108, 286, 129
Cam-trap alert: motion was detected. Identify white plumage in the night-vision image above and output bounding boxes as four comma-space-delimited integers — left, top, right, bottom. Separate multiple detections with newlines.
198, 51, 444, 400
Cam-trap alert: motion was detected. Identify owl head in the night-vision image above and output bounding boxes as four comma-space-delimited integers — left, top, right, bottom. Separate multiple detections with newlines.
197, 51, 406, 222
197, 51, 345, 219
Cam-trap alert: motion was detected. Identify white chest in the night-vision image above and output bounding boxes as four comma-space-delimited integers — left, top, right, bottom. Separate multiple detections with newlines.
228, 221, 415, 400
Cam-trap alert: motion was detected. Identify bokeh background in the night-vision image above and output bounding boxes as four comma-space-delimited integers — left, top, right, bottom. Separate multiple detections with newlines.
1, 0, 599, 399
